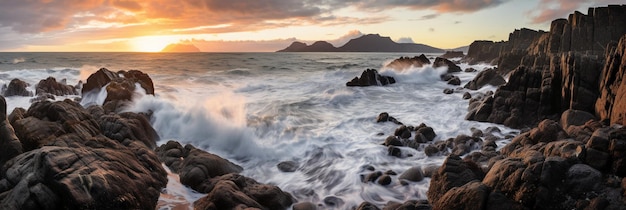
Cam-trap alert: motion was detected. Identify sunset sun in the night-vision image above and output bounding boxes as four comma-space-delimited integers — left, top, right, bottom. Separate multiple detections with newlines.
132, 36, 179, 52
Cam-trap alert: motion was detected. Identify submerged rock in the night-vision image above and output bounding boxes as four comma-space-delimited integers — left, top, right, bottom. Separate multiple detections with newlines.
346, 69, 395, 87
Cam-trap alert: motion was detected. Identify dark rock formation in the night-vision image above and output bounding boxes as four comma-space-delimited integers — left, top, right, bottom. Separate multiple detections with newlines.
2, 78, 32, 97
0, 98, 167, 209
278, 34, 444, 53
35, 77, 78, 96
82, 68, 155, 106
193, 173, 295, 210
433, 57, 462, 73
346, 69, 395, 87
440, 51, 464, 59
427, 155, 484, 203
596, 34, 626, 126
463, 68, 506, 90
0, 96, 22, 170
386, 54, 431, 71
462, 40, 506, 65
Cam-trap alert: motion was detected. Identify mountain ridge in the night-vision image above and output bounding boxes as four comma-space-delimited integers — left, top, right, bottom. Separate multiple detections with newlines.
277, 34, 444, 53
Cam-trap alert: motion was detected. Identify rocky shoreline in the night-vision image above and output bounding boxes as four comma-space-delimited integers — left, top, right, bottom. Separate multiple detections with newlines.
0, 4, 625, 210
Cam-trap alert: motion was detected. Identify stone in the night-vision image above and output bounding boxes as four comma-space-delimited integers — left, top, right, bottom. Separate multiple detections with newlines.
463, 68, 506, 90
447, 76, 461, 86
386, 55, 431, 70
0, 96, 23, 170
399, 166, 425, 182
293, 202, 317, 210
443, 88, 453, 94
560, 109, 596, 130
277, 161, 299, 172
35, 77, 78, 96
433, 181, 489, 210
377, 175, 392, 186
440, 51, 464, 59
179, 146, 243, 192
564, 164, 602, 197
193, 173, 294, 210
428, 155, 483, 203
346, 69, 396, 87
3, 78, 32, 97
433, 57, 462, 73
462, 92, 472, 100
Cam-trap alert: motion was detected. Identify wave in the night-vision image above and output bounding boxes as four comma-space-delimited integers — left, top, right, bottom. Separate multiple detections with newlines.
12, 57, 25, 64
379, 65, 447, 84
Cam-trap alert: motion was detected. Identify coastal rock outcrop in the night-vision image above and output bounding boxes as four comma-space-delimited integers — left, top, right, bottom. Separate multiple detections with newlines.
156, 140, 295, 209
385, 54, 430, 70
2, 78, 32, 97
433, 57, 462, 73
440, 51, 464, 59
0, 98, 167, 209
463, 68, 506, 90
0, 96, 22, 169
35, 77, 78, 96
596, 35, 626, 126
346, 69, 395, 87
82, 68, 155, 106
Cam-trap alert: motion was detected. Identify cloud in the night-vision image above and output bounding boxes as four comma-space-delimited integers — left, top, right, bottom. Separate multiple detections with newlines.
344, 0, 510, 13
527, 0, 619, 24
429, 28, 435, 32
418, 14, 440, 20
396, 37, 415, 43
328, 30, 363, 46
454, 21, 462, 24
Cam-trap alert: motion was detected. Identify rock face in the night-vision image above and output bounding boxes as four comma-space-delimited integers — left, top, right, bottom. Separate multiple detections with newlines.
462, 40, 506, 65
35, 77, 78, 96
82, 68, 154, 104
429, 119, 626, 210
346, 69, 395, 87
156, 140, 294, 210
2, 78, 32, 97
596, 34, 626, 126
440, 51, 464, 59
0, 98, 167, 209
385, 54, 431, 71
0, 96, 22, 169
465, 5, 626, 128
463, 68, 506, 90
433, 57, 462, 73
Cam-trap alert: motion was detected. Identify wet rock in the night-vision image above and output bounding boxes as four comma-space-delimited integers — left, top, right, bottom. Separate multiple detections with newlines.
433, 181, 490, 210
363, 171, 383, 183
394, 125, 412, 139
564, 164, 602, 197
377, 175, 392, 186
388, 146, 402, 158
293, 202, 318, 210
277, 161, 299, 172
3, 78, 32, 97
443, 88, 453, 94
0, 96, 22, 170
323, 196, 344, 207
424, 145, 439, 157
462, 92, 472, 100
82, 68, 155, 105
155, 140, 187, 173
428, 155, 483, 203
434, 57, 462, 73
347, 69, 395, 87
463, 68, 506, 90
416, 126, 436, 142
357, 202, 381, 210
96, 112, 159, 149
35, 77, 77, 96
179, 146, 244, 192
464, 67, 477, 72
560, 109, 596, 130
384, 136, 403, 147
447, 76, 461, 86
376, 112, 402, 125
399, 166, 424, 182
193, 173, 294, 210
386, 55, 431, 70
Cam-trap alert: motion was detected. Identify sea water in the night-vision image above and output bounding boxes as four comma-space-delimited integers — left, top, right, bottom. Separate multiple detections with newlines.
0, 52, 516, 209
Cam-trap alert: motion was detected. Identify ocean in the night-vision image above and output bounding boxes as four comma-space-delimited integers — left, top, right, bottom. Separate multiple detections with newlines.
0, 52, 517, 209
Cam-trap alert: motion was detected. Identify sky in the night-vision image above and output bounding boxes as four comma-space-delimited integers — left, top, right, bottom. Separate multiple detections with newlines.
0, 0, 624, 52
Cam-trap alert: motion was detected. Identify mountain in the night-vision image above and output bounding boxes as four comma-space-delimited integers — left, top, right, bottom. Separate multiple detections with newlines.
277, 34, 444, 53
161, 43, 201, 52
447, 45, 469, 53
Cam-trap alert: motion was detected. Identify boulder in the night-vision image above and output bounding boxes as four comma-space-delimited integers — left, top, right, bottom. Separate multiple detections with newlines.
443, 88, 454, 94
155, 140, 187, 173
3, 78, 32, 97
386, 55, 431, 70
398, 166, 424, 182
433, 181, 490, 210
35, 77, 78, 96
463, 68, 506, 90
193, 173, 294, 210
433, 57, 462, 73
96, 112, 159, 149
277, 161, 299, 172
82, 68, 155, 105
179, 146, 243, 192
560, 109, 596, 130
0, 135, 167, 209
346, 69, 396, 87
428, 155, 483, 203
0, 96, 22, 170
447, 76, 461, 86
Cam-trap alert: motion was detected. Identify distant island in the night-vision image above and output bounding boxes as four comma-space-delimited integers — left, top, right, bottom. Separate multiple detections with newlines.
277, 34, 445, 53
161, 43, 201, 52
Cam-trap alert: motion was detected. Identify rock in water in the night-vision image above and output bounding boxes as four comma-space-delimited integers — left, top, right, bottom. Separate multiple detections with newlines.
463, 68, 506, 90
346, 69, 395, 87
35, 77, 78, 96
385, 54, 431, 71
3, 78, 32, 97
433, 57, 462, 73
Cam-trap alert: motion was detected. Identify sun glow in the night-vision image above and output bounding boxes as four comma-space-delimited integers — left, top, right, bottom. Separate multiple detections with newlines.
132, 36, 180, 52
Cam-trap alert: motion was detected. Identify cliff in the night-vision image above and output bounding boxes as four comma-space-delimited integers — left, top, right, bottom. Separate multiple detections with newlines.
277, 34, 444, 53
465, 5, 626, 128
